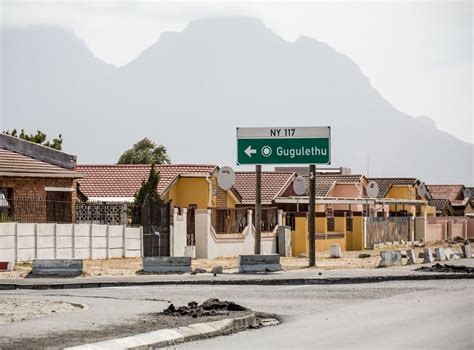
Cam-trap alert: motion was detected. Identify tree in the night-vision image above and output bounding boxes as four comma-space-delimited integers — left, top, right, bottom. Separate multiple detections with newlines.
118, 138, 170, 164
3, 129, 63, 150
134, 163, 162, 206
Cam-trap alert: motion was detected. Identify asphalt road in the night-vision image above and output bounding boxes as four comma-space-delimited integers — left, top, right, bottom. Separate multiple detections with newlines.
0, 280, 472, 349
175, 282, 474, 349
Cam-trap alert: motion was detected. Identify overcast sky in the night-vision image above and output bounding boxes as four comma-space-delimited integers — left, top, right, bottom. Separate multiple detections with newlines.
1, 0, 472, 144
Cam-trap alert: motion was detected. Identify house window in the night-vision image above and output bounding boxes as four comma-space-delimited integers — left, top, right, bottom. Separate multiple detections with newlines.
46, 191, 72, 223
0, 188, 13, 219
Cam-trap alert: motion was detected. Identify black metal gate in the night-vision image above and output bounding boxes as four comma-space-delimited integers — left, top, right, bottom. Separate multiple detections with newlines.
186, 205, 196, 246
136, 196, 171, 257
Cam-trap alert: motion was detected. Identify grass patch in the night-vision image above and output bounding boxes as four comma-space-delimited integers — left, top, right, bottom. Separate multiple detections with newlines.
16, 261, 32, 268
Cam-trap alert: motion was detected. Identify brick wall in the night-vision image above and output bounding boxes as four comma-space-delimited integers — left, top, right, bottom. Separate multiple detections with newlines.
0, 177, 77, 223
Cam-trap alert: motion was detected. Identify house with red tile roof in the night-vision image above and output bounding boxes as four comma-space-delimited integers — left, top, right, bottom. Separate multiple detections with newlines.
365, 178, 436, 217
276, 174, 368, 214
0, 133, 82, 223
77, 164, 241, 209
234, 171, 296, 206
426, 185, 473, 216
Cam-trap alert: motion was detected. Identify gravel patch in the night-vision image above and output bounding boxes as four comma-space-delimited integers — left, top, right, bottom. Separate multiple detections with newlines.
0, 297, 83, 324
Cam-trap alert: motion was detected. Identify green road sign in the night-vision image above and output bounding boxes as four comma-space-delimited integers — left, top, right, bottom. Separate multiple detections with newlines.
237, 127, 331, 165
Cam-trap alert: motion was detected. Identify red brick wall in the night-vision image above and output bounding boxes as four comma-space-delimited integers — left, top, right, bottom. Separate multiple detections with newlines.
0, 177, 77, 223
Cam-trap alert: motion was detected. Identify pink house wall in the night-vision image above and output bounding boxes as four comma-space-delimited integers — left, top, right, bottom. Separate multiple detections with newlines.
425, 224, 445, 242
426, 217, 467, 240
327, 183, 364, 212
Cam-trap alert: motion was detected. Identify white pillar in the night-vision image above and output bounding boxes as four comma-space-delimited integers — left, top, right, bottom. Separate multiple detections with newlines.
277, 210, 283, 226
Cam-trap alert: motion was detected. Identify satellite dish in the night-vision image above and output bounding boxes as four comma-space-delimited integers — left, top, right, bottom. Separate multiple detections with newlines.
464, 188, 472, 199
367, 181, 379, 198
217, 166, 235, 191
293, 176, 307, 196
417, 183, 427, 197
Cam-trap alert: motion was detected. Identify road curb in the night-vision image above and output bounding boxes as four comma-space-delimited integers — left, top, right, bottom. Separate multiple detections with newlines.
0, 273, 473, 290
64, 312, 256, 349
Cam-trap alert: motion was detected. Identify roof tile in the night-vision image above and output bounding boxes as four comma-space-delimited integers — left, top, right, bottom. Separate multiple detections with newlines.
366, 178, 418, 198
77, 164, 217, 198
0, 148, 80, 178
234, 172, 295, 204
282, 174, 363, 197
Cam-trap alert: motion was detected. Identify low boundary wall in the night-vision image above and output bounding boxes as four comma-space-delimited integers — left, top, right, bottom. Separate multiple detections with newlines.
194, 209, 277, 259
0, 222, 142, 262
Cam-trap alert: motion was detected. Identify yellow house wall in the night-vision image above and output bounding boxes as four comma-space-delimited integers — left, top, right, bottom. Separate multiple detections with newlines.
335, 217, 346, 232
292, 216, 347, 256
317, 236, 346, 252
292, 216, 308, 257
422, 205, 437, 217
385, 185, 435, 216
350, 216, 364, 250
316, 217, 327, 233
168, 178, 210, 209
165, 175, 239, 209
226, 192, 236, 208
386, 186, 416, 215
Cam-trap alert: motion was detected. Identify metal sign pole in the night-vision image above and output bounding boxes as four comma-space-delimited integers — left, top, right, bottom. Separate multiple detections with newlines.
308, 164, 316, 267
255, 164, 262, 254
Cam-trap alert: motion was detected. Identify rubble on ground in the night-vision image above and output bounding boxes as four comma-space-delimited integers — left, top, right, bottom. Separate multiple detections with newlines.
162, 298, 247, 318
415, 263, 474, 274
211, 266, 223, 275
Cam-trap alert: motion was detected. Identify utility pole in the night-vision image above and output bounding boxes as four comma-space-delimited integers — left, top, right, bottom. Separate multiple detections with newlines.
255, 164, 262, 254
308, 164, 316, 266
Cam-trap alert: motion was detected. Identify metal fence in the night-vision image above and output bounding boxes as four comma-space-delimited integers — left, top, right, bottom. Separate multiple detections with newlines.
258, 207, 278, 232
327, 216, 335, 232
346, 216, 353, 232
211, 208, 248, 233
0, 196, 73, 223
0, 197, 134, 225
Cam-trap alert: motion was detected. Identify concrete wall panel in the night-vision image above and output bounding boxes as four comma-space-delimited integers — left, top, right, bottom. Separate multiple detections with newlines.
0, 223, 142, 262
17, 223, 35, 236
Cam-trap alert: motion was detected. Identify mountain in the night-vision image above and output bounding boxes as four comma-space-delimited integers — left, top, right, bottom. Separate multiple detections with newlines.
1, 18, 472, 184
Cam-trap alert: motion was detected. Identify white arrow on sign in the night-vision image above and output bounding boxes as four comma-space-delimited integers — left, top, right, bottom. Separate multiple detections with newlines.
244, 145, 257, 157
